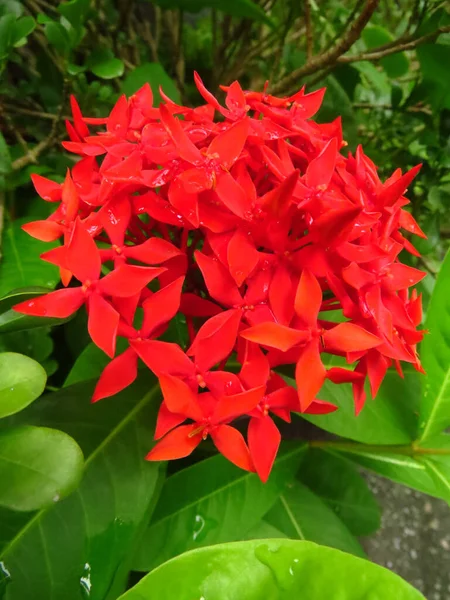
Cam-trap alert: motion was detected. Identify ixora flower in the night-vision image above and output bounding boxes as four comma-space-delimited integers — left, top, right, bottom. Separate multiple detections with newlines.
14, 73, 426, 482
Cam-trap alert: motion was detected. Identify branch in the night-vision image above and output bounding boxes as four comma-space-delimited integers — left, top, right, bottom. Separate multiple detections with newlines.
338, 25, 450, 63
12, 80, 68, 171
3, 104, 72, 121
271, 0, 380, 94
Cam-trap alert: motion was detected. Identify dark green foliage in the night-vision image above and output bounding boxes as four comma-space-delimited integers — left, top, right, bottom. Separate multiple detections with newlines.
0, 1, 449, 598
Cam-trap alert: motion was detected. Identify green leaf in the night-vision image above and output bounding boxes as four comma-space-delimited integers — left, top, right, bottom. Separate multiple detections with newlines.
89, 49, 124, 79
331, 446, 448, 501
150, 0, 274, 27
58, 0, 90, 30
122, 62, 180, 105
11, 16, 35, 47
417, 434, 450, 502
0, 326, 53, 365
132, 444, 306, 572
0, 373, 164, 599
0, 1, 23, 18
44, 21, 69, 55
0, 425, 83, 511
244, 520, 286, 540
294, 368, 420, 444
417, 44, 450, 110
0, 352, 46, 419
353, 61, 391, 104
362, 25, 409, 78
0, 132, 12, 184
298, 449, 381, 536
264, 481, 365, 557
64, 339, 128, 387
0, 15, 15, 59
119, 540, 424, 600
418, 251, 450, 441
0, 220, 59, 299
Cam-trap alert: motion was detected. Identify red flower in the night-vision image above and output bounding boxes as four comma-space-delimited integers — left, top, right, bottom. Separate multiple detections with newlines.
13, 74, 426, 481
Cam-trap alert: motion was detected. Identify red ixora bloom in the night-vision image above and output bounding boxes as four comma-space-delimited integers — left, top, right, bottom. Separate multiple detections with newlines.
14, 74, 426, 482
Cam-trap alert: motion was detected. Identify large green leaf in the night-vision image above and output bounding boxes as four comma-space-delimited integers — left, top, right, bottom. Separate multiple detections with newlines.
331, 446, 447, 501
0, 352, 46, 418
418, 250, 450, 441
263, 481, 365, 557
295, 368, 420, 444
417, 434, 450, 502
150, 0, 274, 27
0, 374, 164, 599
362, 25, 409, 78
120, 540, 424, 600
298, 449, 381, 536
0, 426, 83, 511
0, 221, 58, 299
132, 444, 306, 572
122, 62, 180, 105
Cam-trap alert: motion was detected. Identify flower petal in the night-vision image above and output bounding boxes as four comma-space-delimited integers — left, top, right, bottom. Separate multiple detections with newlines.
210, 424, 254, 472
92, 347, 138, 402
87, 294, 120, 358
295, 340, 326, 411
13, 288, 84, 318
248, 415, 281, 482
241, 322, 308, 352
98, 265, 165, 298
146, 424, 202, 461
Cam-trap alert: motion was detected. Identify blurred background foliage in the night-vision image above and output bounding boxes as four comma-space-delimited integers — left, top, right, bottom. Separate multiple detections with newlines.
0, 0, 449, 292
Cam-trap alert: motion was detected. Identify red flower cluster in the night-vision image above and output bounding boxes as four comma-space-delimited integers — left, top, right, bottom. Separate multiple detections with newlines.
15, 74, 426, 482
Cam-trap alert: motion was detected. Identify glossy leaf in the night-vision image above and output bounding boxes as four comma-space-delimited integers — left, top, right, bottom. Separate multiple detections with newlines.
89, 49, 124, 79
0, 373, 164, 599
149, 0, 274, 27
418, 250, 450, 441
132, 444, 306, 572
0, 221, 58, 299
418, 434, 450, 503
58, 0, 90, 30
44, 21, 70, 55
120, 540, 424, 600
362, 25, 409, 78
122, 62, 180, 105
293, 368, 420, 444
332, 445, 448, 501
11, 16, 35, 47
264, 481, 365, 557
0, 425, 83, 511
298, 449, 381, 536
244, 521, 287, 540
0, 352, 46, 419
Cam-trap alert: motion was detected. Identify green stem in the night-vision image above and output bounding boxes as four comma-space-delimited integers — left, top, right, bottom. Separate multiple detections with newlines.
309, 440, 450, 456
